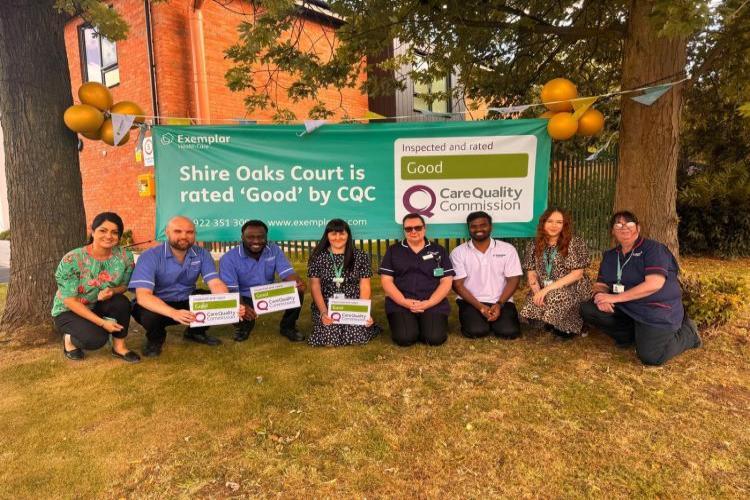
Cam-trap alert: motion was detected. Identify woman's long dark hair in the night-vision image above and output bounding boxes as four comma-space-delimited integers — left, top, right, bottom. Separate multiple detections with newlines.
309, 219, 355, 274
87, 212, 124, 245
534, 206, 573, 261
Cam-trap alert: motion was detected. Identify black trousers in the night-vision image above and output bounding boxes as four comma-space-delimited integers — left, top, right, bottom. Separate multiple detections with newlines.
580, 300, 699, 366
53, 294, 131, 350
236, 292, 304, 336
458, 300, 521, 339
131, 290, 212, 346
388, 311, 448, 346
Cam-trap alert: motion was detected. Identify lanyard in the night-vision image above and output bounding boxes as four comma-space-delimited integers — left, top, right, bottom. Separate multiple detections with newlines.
543, 246, 557, 278
616, 249, 635, 284
329, 250, 344, 287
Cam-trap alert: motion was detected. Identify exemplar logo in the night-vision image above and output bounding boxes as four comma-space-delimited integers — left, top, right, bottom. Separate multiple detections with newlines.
402, 185, 437, 218
160, 132, 175, 145
160, 132, 231, 149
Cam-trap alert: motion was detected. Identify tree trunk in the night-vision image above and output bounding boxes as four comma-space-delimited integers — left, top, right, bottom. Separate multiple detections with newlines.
0, 0, 86, 341
617, 0, 687, 257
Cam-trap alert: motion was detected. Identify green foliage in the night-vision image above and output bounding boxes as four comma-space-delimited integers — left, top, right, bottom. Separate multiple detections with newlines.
119, 229, 133, 247
678, 162, 750, 257
681, 272, 747, 328
54, 0, 129, 40
0, 230, 9, 241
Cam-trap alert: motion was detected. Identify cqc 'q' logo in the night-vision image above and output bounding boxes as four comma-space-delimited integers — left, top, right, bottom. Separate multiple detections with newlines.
402, 185, 436, 217
160, 132, 175, 146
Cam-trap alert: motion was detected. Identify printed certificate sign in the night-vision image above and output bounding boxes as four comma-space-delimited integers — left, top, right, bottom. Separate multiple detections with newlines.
153, 120, 551, 240
250, 281, 300, 315
327, 298, 371, 326
189, 293, 240, 327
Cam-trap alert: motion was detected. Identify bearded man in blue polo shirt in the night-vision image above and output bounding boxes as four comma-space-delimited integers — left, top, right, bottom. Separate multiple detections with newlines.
130, 216, 242, 357
581, 211, 701, 366
219, 220, 306, 342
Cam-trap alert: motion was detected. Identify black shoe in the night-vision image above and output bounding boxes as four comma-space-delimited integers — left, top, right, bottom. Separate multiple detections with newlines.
112, 349, 141, 363
552, 329, 575, 341
234, 330, 250, 342
281, 329, 305, 342
184, 331, 222, 346
142, 342, 162, 357
63, 346, 84, 361
62, 335, 84, 361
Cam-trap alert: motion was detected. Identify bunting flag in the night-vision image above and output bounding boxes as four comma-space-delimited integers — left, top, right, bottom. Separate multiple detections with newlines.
111, 113, 136, 146
571, 97, 598, 119
365, 111, 387, 120
586, 135, 615, 161
487, 104, 532, 114
297, 119, 328, 136
134, 123, 147, 162
630, 84, 673, 106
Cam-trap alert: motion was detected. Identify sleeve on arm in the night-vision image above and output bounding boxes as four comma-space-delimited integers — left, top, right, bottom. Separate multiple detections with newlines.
568, 236, 591, 270
442, 247, 456, 277
450, 247, 466, 279
274, 246, 296, 280
200, 247, 220, 283
128, 251, 156, 291
643, 242, 671, 277
522, 241, 535, 271
55, 253, 81, 299
121, 249, 135, 286
357, 251, 373, 279
218, 254, 239, 290
378, 247, 395, 276
506, 245, 523, 277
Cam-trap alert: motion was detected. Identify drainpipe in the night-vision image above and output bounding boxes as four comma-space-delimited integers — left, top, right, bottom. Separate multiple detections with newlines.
189, 0, 211, 124
144, 0, 159, 124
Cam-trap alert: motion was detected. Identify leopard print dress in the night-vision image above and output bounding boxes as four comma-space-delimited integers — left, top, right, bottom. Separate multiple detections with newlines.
520, 235, 592, 334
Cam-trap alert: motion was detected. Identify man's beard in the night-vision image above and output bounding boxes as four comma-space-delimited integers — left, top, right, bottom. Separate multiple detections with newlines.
169, 238, 192, 251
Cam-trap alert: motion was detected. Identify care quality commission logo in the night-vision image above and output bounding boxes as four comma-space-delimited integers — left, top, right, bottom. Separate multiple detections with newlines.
394, 136, 538, 224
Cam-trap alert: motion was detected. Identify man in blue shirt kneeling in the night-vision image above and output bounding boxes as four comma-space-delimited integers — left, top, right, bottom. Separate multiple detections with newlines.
219, 220, 306, 342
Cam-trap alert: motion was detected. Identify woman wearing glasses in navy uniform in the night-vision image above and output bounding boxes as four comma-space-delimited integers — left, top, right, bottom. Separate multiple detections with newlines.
581, 211, 701, 365
379, 213, 455, 346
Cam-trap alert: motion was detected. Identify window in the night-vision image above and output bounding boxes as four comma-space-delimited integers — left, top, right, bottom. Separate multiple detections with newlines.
412, 53, 450, 113
79, 25, 120, 87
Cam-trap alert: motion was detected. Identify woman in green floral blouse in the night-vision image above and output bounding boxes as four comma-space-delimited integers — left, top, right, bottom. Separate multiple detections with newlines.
52, 212, 140, 362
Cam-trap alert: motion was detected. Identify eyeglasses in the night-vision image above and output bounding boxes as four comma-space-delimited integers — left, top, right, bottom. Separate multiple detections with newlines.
403, 225, 424, 233
613, 221, 637, 230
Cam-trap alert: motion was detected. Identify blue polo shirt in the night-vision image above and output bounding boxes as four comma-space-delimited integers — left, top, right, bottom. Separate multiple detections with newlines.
219, 243, 295, 298
379, 239, 455, 315
129, 242, 219, 302
597, 237, 684, 330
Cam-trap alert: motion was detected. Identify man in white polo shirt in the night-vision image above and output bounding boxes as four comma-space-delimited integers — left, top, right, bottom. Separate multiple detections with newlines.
451, 211, 522, 339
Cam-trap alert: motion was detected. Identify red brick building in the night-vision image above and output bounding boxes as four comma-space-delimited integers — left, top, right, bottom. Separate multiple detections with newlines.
64, 0, 369, 244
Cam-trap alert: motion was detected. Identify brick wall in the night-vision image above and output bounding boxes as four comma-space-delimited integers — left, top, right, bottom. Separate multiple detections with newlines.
65, 0, 369, 244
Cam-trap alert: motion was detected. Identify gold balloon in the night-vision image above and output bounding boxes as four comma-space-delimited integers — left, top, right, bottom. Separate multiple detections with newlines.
78, 82, 113, 111
577, 108, 605, 136
110, 101, 146, 128
541, 78, 577, 112
63, 104, 104, 133
539, 110, 557, 119
99, 119, 130, 146
81, 127, 102, 141
547, 112, 578, 140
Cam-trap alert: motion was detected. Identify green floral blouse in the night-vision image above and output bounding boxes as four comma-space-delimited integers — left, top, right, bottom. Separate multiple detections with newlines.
51, 245, 135, 317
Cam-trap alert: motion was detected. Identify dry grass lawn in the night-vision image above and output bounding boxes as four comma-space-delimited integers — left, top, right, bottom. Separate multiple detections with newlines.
0, 258, 748, 498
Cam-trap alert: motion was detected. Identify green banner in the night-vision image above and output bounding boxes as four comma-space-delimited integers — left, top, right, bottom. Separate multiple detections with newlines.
153, 120, 551, 241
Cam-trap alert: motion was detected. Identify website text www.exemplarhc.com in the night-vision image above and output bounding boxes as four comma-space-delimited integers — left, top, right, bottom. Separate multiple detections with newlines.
266, 218, 368, 228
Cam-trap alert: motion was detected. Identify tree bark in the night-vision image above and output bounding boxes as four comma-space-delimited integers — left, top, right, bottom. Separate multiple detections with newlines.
0, 0, 86, 341
617, 0, 687, 257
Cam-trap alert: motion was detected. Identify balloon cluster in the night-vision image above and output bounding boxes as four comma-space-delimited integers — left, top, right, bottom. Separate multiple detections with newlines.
539, 78, 605, 140
63, 82, 145, 146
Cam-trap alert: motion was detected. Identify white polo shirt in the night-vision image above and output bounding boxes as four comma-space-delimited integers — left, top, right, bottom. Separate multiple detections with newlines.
450, 239, 523, 303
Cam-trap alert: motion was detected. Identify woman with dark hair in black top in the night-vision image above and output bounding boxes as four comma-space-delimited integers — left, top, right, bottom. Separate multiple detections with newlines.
307, 219, 379, 346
